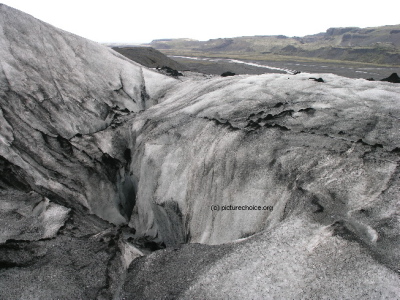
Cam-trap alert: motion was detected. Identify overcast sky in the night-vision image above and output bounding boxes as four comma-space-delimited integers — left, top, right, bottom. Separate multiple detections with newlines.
2, 0, 399, 43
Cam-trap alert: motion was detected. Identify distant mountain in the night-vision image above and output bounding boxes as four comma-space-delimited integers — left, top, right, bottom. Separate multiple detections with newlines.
112, 46, 187, 70
146, 25, 400, 65
306, 25, 400, 47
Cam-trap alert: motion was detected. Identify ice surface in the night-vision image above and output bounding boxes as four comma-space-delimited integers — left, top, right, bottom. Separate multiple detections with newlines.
0, 191, 70, 243
1, 4, 400, 298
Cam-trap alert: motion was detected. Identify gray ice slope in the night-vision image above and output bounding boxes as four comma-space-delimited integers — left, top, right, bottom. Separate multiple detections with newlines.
0, 4, 177, 224
122, 73, 400, 299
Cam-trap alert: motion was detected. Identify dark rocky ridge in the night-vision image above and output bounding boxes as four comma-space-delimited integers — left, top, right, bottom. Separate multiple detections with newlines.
112, 46, 187, 70
1, 4, 400, 299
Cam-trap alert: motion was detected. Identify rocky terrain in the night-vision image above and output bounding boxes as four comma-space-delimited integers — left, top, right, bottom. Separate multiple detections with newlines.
167, 55, 400, 79
1, 4, 400, 299
111, 46, 187, 71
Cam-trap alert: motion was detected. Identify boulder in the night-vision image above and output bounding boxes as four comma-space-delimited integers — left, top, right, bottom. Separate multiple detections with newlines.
381, 73, 400, 83
221, 71, 236, 77
309, 77, 325, 82
159, 65, 183, 76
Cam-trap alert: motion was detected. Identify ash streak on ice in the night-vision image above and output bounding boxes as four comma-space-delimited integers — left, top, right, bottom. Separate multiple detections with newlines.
170, 56, 299, 75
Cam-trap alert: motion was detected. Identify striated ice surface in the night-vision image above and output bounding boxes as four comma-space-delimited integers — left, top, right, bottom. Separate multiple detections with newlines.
0, 190, 70, 243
